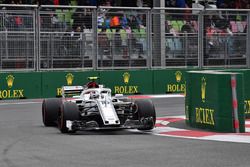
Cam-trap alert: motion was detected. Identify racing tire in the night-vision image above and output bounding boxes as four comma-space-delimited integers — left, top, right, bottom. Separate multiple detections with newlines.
42, 98, 62, 127
59, 102, 79, 133
134, 99, 156, 131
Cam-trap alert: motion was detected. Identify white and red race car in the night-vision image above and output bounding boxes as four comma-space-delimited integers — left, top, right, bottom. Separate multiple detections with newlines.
42, 77, 156, 133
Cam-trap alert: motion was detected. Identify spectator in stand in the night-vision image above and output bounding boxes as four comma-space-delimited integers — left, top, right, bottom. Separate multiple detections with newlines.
8, 0, 26, 29
105, 0, 112, 6
71, 25, 82, 40
235, 0, 248, 9
174, 0, 190, 19
181, 21, 195, 33
83, 10, 93, 29
77, 0, 89, 6
137, 0, 143, 7
98, 28, 110, 59
59, 0, 69, 5
51, 0, 69, 5
53, 0, 59, 5
216, 0, 225, 8
77, 0, 98, 6
121, 0, 136, 7
72, 8, 85, 30
113, 0, 121, 6
110, 15, 121, 29
246, 3, 250, 9
121, 14, 128, 28
21, 0, 32, 4
89, 0, 97, 6
235, 0, 241, 9
165, 0, 176, 7
72, 1, 93, 29
39, 0, 53, 5
176, 0, 188, 8
129, 15, 139, 29
97, 13, 105, 28
243, 0, 250, 9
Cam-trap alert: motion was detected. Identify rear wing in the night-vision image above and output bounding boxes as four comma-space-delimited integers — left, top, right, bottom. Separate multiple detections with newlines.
61, 86, 84, 98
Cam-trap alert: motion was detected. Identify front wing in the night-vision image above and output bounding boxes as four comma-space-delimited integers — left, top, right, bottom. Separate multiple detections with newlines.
66, 117, 154, 131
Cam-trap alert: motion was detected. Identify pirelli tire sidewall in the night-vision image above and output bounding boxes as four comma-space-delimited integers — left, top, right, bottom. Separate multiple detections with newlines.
42, 98, 62, 127
134, 99, 156, 131
59, 101, 79, 133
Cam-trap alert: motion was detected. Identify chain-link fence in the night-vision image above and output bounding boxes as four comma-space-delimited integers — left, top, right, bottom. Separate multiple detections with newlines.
0, 5, 36, 70
97, 7, 151, 69
0, 5, 249, 70
203, 9, 248, 67
39, 5, 96, 69
152, 8, 200, 67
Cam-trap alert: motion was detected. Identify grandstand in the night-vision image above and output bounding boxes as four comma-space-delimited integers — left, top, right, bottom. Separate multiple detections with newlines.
0, 1, 249, 70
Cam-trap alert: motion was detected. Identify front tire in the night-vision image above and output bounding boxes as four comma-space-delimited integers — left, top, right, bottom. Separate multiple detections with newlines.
134, 99, 156, 131
42, 98, 62, 126
59, 102, 79, 133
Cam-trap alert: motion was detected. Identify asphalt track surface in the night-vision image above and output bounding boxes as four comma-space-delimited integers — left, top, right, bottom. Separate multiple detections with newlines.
0, 97, 250, 167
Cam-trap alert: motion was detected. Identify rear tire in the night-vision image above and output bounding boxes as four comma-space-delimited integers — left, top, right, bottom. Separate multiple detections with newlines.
42, 98, 61, 127
134, 99, 156, 131
59, 102, 79, 133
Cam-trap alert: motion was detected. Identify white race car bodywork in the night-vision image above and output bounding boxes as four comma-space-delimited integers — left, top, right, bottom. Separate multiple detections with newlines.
63, 86, 121, 127
42, 82, 156, 133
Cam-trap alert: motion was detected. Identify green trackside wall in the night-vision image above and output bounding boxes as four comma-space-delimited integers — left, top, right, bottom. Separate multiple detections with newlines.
185, 71, 245, 133
41, 71, 99, 98
99, 69, 188, 95
0, 69, 188, 99
153, 70, 186, 94
99, 70, 153, 95
0, 69, 249, 105
0, 72, 42, 99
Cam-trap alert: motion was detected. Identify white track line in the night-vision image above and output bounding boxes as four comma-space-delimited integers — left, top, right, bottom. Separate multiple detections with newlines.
153, 116, 250, 143
149, 94, 184, 98
0, 102, 40, 106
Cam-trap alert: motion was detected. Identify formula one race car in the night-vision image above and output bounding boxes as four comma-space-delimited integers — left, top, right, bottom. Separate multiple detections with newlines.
42, 77, 156, 133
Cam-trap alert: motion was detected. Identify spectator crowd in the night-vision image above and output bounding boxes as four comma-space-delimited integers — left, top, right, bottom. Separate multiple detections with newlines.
0, 0, 249, 61
0, 0, 249, 9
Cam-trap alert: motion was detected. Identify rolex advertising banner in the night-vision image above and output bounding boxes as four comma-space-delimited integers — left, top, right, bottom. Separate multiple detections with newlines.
99, 70, 153, 95
0, 72, 42, 99
41, 71, 99, 98
185, 71, 245, 133
153, 69, 186, 94
240, 69, 250, 118
219, 69, 250, 118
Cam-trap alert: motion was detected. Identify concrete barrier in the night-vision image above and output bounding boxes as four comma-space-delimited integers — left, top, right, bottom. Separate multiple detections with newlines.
185, 71, 245, 133
0, 72, 42, 99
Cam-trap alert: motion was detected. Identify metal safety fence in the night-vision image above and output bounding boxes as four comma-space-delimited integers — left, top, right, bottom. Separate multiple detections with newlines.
0, 5, 249, 71
0, 5, 36, 70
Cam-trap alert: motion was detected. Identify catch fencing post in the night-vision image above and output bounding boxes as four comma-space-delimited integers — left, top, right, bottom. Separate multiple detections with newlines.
231, 74, 240, 133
